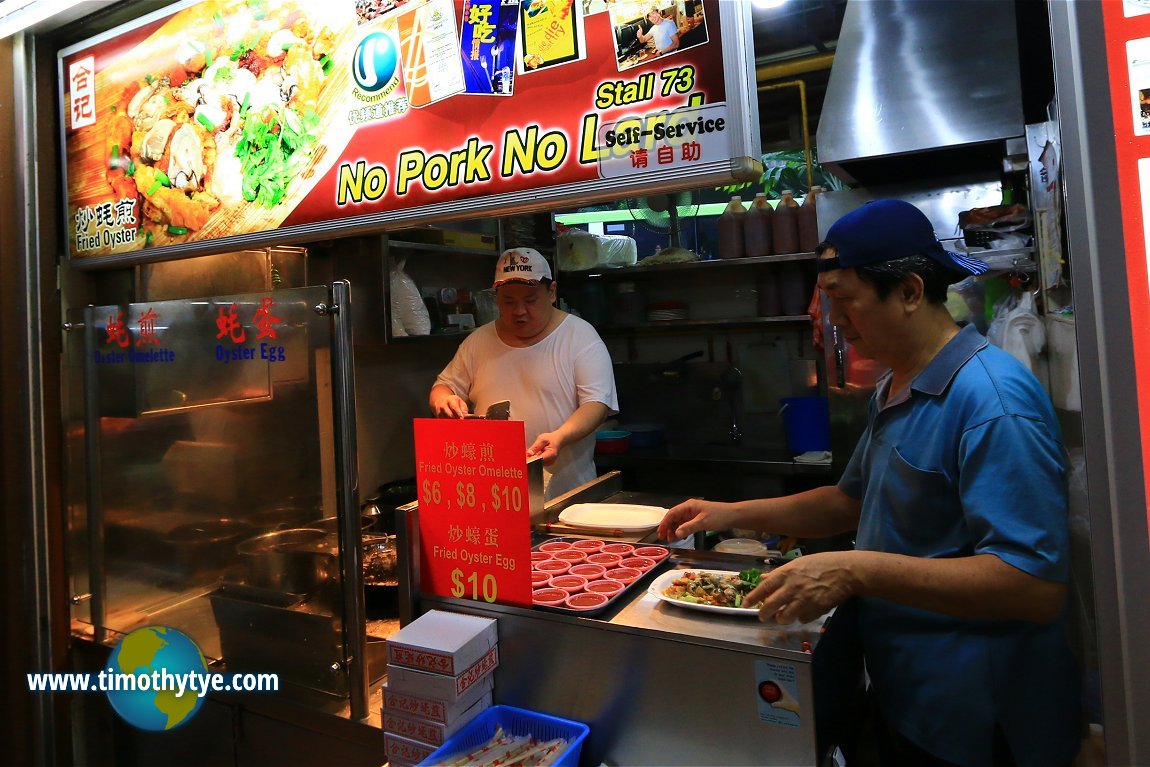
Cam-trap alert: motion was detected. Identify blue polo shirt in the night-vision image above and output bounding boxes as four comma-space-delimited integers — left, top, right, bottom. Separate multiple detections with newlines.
839, 323, 1080, 767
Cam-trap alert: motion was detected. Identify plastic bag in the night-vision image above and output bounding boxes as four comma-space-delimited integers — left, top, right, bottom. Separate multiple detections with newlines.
389, 259, 430, 336
556, 229, 637, 271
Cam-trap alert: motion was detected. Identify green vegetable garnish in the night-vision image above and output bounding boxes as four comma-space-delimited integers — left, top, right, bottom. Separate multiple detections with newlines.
196, 113, 216, 132
166, 225, 188, 235
146, 180, 162, 196
738, 568, 762, 587
320, 54, 333, 75
144, 230, 154, 246
126, 160, 135, 176
155, 170, 170, 187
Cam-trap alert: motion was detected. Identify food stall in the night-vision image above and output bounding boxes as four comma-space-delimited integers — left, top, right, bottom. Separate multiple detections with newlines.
5, 0, 1150, 764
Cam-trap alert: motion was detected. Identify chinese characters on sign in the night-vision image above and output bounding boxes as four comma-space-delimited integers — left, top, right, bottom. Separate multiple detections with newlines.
68, 56, 96, 129
598, 101, 729, 179
92, 297, 287, 367
414, 419, 533, 608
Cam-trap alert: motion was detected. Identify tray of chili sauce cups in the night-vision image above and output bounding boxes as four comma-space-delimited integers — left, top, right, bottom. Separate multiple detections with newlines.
531, 538, 670, 616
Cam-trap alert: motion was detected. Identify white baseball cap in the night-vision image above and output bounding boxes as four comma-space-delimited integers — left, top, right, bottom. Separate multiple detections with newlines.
493, 247, 553, 288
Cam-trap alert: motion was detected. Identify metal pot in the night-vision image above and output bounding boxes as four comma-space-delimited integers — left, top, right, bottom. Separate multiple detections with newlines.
246, 496, 323, 532
306, 515, 376, 534
164, 518, 255, 572
363, 535, 398, 586
236, 528, 334, 594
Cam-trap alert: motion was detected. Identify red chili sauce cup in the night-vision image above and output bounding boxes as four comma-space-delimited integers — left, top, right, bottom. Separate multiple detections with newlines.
534, 559, 571, 576
604, 566, 642, 584
569, 538, 605, 553
532, 588, 568, 606
538, 540, 572, 553
620, 556, 657, 571
585, 579, 625, 597
564, 591, 609, 611
600, 543, 634, 556
531, 570, 552, 586
568, 563, 607, 580
585, 552, 622, 567
548, 574, 587, 594
551, 549, 588, 564
633, 546, 669, 560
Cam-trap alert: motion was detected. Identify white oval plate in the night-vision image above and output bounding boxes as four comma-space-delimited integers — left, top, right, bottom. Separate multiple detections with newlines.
647, 569, 762, 617
557, 503, 667, 532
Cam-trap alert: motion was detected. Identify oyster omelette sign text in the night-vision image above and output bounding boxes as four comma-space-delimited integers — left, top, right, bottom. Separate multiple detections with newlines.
414, 418, 532, 608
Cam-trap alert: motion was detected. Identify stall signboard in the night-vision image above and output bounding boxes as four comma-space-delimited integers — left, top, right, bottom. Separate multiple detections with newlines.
1102, 0, 1150, 541
414, 418, 533, 607
58, 0, 759, 264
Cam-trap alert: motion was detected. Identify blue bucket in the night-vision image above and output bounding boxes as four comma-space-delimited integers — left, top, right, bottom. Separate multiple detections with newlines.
780, 396, 830, 453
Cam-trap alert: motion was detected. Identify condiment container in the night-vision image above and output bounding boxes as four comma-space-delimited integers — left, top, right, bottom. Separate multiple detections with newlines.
548, 574, 588, 594
604, 566, 642, 584
532, 588, 568, 606
569, 563, 608, 580
564, 591, 609, 610
586, 552, 623, 567
798, 185, 823, 253
718, 196, 747, 259
771, 190, 800, 255
585, 579, 625, 597
744, 193, 774, 258
534, 559, 571, 576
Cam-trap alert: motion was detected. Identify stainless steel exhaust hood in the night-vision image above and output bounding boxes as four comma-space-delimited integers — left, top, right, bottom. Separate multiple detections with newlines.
816, 0, 1024, 185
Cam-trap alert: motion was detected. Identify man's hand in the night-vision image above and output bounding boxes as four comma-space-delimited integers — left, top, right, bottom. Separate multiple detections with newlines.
430, 391, 470, 418
657, 499, 738, 542
745, 551, 859, 625
527, 432, 562, 464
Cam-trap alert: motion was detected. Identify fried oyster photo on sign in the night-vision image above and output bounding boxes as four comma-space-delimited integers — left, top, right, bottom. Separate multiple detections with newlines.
103, 0, 338, 245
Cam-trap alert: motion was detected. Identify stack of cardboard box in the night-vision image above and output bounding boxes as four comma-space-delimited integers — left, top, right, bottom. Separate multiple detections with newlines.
382, 610, 499, 767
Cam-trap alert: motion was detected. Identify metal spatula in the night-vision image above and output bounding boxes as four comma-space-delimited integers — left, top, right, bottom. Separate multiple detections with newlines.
464, 400, 511, 420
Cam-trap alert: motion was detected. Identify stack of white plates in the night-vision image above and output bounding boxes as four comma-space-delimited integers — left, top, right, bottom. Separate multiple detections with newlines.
647, 308, 688, 321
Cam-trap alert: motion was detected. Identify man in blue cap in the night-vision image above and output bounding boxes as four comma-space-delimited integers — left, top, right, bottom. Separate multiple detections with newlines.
659, 199, 1079, 766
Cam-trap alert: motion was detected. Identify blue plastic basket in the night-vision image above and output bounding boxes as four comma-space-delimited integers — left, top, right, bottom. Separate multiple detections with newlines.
416, 705, 589, 767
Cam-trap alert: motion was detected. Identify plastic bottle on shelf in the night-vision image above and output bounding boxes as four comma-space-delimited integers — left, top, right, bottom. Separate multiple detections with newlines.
771, 190, 800, 255
743, 193, 774, 258
718, 196, 747, 259
798, 185, 823, 253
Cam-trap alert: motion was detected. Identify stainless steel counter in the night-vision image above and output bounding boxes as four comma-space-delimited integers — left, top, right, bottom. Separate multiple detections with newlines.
421, 549, 824, 766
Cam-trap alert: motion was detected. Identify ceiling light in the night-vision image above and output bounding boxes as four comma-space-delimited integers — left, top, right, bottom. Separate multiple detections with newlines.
753, 0, 789, 9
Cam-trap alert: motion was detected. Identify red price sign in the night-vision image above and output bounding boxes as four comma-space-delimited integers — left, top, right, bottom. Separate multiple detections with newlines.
414, 418, 533, 607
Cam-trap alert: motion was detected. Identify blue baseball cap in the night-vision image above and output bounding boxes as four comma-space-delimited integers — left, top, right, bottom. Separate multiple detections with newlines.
816, 199, 988, 276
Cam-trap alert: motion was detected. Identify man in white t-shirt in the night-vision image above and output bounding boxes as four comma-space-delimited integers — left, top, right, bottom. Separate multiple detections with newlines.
430, 247, 619, 499
636, 7, 679, 56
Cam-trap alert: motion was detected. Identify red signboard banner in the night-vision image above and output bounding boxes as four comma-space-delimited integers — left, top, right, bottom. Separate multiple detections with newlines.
57, 0, 757, 262
1101, 0, 1150, 542
413, 418, 533, 607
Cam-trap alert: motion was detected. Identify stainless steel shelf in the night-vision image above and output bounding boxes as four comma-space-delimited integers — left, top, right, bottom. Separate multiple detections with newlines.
562, 252, 817, 279
385, 240, 499, 257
